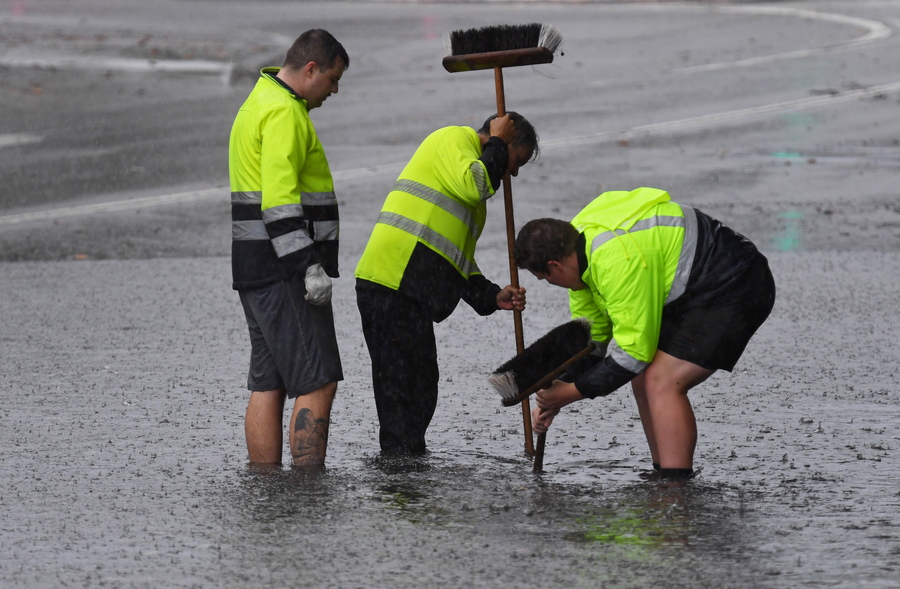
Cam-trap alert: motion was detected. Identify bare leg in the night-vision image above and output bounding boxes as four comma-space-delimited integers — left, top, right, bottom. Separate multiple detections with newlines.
245, 389, 287, 464
641, 351, 714, 469
289, 382, 337, 467
630, 372, 659, 465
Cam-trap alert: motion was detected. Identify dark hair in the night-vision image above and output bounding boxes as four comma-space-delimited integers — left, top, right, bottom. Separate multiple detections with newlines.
514, 218, 579, 273
478, 111, 540, 162
283, 29, 349, 71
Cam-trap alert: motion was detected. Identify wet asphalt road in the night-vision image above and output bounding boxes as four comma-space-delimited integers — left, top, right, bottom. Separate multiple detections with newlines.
1, 1, 900, 588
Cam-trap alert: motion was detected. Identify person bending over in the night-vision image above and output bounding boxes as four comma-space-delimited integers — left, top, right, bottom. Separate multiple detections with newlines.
514, 187, 775, 478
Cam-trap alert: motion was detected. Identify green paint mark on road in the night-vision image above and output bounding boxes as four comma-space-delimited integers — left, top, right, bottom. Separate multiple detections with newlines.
775, 210, 804, 251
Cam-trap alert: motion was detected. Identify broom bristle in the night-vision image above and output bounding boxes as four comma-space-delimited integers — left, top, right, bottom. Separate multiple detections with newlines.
538, 24, 563, 54
488, 318, 592, 400
487, 371, 520, 400
446, 23, 562, 56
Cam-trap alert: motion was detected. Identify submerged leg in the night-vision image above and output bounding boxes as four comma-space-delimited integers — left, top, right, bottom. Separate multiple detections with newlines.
640, 351, 714, 470
289, 382, 337, 467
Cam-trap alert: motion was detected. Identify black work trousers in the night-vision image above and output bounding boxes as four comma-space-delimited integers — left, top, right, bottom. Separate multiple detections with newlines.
356, 287, 438, 454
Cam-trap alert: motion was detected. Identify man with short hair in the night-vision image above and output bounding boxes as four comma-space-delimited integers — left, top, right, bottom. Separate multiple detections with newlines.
514, 187, 775, 478
355, 112, 536, 455
229, 29, 349, 467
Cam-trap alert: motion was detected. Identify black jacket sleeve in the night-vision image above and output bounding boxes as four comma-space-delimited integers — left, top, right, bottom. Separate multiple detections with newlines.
479, 137, 509, 191
573, 355, 638, 399
462, 274, 501, 316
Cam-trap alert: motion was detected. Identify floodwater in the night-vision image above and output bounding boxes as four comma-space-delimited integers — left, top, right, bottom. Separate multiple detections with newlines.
3, 250, 897, 588
2, 1, 900, 587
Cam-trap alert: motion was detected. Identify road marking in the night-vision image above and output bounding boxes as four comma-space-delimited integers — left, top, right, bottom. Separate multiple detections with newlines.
4, 79, 900, 227
586, 6, 891, 87
0, 51, 233, 78
3, 79, 899, 228
0, 133, 43, 148
0, 163, 425, 227
677, 7, 892, 74
1, 6, 896, 227
0, 188, 224, 227
542, 81, 900, 149
332, 162, 405, 182
0, 163, 422, 226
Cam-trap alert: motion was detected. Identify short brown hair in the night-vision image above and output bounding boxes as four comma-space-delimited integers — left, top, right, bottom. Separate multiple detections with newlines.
477, 111, 540, 162
283, 29, 349, 71
514, 218, 579, 274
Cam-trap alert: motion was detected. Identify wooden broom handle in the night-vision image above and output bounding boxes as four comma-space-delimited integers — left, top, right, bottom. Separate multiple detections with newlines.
533, 432, 546, 473
494, 66, 534, 457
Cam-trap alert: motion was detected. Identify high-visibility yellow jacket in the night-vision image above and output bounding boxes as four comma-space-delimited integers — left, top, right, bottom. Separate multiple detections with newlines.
355, 126, 506, 321
229, 67, 339, 289
568, 187, 697, 396
567, 188, 766, 398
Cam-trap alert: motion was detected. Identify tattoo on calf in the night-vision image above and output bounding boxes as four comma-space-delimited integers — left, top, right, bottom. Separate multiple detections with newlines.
292, 408, 330, 462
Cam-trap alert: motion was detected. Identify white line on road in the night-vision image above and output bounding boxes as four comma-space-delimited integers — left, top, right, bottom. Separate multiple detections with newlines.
0, 133, 43, 148
0, 188, 224, 227
3, 80, 900, 228
4, 80, 900, 228
676, 7, 892, 74
542, 81, 900, 149
0, 52, 234, 81
585, 6, 891, 87
0, 163, 424, 227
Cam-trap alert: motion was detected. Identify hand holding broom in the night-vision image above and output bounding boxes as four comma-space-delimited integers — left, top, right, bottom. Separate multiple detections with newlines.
530, 378, 588, 470
444, 23, 563, 457
489, 319, 594, 472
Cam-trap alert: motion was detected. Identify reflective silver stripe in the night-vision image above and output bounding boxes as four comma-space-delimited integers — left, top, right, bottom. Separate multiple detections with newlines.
608, 340, 649, 374
377, 211, 477, 276
312, 220, 339, 241
590, 215, 686, 253
666, 205, 697, 304
262, 203, 303, 224
469, 161, 492, 202
393, 179, 478, 240
271, 229, 315, 257
301, 191, 337, 205
231, 191, 262, 205
232, 220, 268, 241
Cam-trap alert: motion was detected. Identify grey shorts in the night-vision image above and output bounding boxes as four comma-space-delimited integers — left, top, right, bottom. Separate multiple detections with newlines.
238, 274, 343, 398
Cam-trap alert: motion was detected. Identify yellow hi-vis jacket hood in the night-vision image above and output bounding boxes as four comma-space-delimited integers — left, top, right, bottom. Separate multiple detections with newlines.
355, 126, 494, 290
569, 187, 697, 375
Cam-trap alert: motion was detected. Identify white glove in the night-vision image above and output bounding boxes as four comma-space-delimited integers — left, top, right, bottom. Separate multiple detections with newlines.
303, 263, 332, 305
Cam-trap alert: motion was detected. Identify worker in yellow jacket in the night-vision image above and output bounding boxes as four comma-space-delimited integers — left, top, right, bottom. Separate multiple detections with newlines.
514, 188, 775, 479
355, 112, 535, 454
229, 30, 348, 467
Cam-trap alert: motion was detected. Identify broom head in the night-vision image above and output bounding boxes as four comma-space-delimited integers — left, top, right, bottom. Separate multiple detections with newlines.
489, 318, 594, 407
443, 23, 563, 73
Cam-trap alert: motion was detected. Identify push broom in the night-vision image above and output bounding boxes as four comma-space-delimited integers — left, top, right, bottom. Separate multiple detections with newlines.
443, 23, 563, 458
489, 319, 595, 472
